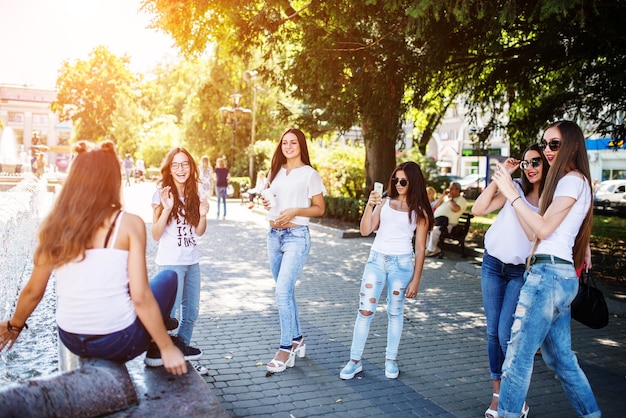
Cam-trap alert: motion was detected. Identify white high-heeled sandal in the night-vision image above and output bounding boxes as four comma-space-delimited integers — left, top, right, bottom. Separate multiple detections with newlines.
266, 348, 295, 372
292, 339, 306, 358
485, 393, 498, 418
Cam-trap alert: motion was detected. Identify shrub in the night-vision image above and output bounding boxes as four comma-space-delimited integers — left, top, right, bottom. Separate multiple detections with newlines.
323, 196, 365, 223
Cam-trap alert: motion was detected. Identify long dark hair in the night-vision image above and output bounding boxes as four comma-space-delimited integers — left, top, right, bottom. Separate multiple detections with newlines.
539, 120, 593, 268
269, 128, 311, 183
156, 147, 201, 227
520, 143, 550, 197
387, 161, 435, 230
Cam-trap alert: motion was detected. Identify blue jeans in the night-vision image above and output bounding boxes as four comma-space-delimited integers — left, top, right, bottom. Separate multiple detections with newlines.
157, 264, 200, 346
216, 186, 227, 217
58, 270, 177, 361
498, 262, 601, 418
349, 250, 414, 361
267, 225, 310, 348
481, 250, 526, 380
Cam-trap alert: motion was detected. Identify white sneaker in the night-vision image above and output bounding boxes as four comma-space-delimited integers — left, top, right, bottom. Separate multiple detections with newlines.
194, 363, 209, 376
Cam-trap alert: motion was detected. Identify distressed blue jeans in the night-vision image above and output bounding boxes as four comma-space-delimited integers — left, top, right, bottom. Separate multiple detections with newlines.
158, 263, 200, 346
267, 225, 310, 348
349, 250, 414, 361
498, 262, 601, 418
481, 250, 526, 380
58, 269, 177, 361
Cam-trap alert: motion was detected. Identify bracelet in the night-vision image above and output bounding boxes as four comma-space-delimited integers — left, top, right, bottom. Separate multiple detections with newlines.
7, 320, 28, 333
511, 196, 521, 206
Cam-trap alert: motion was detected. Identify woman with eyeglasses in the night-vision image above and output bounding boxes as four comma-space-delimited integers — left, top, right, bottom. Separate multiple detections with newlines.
262, 128, 327, 373
340, 162, 434, 380
492, 120, 600, 417
150, 148, 210, 373
472, 144, 549, 418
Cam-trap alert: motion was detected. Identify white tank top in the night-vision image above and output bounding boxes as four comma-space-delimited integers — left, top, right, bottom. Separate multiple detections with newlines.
371, 198, 417, 255
56, 211, 137, 334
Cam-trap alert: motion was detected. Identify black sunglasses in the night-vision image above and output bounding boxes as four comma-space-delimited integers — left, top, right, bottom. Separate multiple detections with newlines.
520, 157, 542, 170
538, 139, 561, 152
392, 177, 408, 187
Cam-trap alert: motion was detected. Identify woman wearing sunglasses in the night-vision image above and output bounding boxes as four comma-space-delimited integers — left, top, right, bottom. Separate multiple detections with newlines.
492, 120, 600, 418
340, 162, 434, 380
472, 144, 548, 418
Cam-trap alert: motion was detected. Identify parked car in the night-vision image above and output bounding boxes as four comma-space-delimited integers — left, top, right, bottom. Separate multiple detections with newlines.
458, 174, 486, 199
594, 179, 626, 213
429, 175, 461, 193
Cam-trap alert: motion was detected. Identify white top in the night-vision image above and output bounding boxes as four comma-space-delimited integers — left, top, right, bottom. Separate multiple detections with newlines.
265, 165, 327, 226
434, 195, 468, 224
371, 198, 417, 255
152, 189, 200, 265
485, 180, 539, 265
56, 211, 137, 334
536, 175, 591, 263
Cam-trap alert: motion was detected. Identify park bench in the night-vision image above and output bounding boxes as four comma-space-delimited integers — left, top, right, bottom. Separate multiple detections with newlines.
437, 212, 474, 258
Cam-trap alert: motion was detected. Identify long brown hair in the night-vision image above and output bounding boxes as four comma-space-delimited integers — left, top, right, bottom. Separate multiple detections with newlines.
34, 140, 122, 268
387, 161, 435, 231
156, 147, 201, 227
539, 120, 593, 268
519, 143, 550, 197
269, 128, 312, 183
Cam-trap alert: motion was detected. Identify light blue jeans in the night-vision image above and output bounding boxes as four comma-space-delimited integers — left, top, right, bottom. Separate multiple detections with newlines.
349, 250, 414, 361
267, 225, 310, 349
215, 186, 227, 217
481, 250, 526, 380
157, 263, 200, 346
498, 262, 601, 418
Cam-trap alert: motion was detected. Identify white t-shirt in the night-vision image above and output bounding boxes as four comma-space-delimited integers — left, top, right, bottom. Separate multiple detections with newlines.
485, 180, 539, 265
371, 198, 417, 255
152, 189, 200, 265
265, 165, 327, 226
56, 211, 137, 334
535, 175, 591, 263
434, 195, 468, 224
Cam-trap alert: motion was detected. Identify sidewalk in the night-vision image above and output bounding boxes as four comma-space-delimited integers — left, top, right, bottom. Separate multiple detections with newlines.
127, 184, 626, 417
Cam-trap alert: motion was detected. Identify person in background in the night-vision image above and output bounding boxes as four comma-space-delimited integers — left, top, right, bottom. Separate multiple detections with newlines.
199, 155, 214, 201
426, 186, 437, 209
425, 182, 467, 257
492, 120, 600, 418
214, 157, 230, 219
340, 161, 434, 380
123, 153, 133, 187
247, 171, 269, 209
0, 140, 187, 375
471, 144, 549, 418
135, 156, 145, 183
151, 147, 210, 375
261, 128, 326, 373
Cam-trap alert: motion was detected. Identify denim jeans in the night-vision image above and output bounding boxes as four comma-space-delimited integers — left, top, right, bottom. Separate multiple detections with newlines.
58, 270, 177, 361
267, 225, 310, 348
498, 262, 601, 418
158, 263, 200, 346
481, 250, 526, 380
349, 250, 414, 361
215, 186, 227, 217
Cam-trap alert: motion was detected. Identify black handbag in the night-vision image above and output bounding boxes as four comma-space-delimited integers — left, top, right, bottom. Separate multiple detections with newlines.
571, 270, 609, 329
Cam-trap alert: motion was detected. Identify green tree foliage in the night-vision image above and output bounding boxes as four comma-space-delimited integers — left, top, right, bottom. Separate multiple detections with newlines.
51, 46, 136, 142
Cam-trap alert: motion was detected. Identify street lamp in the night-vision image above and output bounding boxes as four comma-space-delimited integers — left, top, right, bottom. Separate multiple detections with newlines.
243, 70, 259, 181
219, 93, 251, 172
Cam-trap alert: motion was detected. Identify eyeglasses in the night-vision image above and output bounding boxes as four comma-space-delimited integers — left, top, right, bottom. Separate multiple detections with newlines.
538, 139, 561, 152
171, 161, 190, 170
520, 157, 542, 170
392, 178, 408, 187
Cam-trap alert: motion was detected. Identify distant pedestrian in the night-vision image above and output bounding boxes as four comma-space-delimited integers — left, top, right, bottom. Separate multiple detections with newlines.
0, 140, 188, 375
492, 120, 600, 417
340, 161, 434, 380
261, 128, 326, 373
199, 155, 214, 201
214, 157, 230, 219
123, 153, 133, 187
471, 143, 549, 418
150, 147, 209, 373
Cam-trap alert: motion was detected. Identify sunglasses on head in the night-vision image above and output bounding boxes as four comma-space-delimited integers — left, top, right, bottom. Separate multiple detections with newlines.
538, 139, 561, 152
519, 157, 542, 170
392, 177, 408, 187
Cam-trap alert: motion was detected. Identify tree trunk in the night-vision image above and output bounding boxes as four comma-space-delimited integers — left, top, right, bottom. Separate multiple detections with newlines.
362, 123, 397, 195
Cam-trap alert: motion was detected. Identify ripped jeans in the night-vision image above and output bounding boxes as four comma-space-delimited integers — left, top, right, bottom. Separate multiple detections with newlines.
498, 262, 601, 418
348, 250, 414, 361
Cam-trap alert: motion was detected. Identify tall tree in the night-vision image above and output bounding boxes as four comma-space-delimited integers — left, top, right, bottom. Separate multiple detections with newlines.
51, 46, 136, 142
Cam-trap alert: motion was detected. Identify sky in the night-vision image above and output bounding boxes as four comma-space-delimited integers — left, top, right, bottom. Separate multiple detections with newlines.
0, 0, 179, 88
